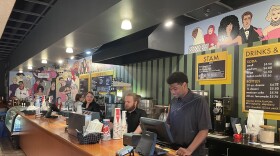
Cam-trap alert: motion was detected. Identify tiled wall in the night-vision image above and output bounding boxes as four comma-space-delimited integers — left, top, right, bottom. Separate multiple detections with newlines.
114, 38, 280, 130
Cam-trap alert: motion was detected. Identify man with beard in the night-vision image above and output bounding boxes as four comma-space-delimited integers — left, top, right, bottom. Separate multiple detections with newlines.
125, 93, 147, 134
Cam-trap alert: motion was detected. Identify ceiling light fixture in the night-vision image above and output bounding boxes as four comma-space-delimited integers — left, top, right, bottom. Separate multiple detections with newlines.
86, 51, 91, 55
27, 66, 32, 70
42, 59, 47, 64
121, 19, 132, 30
70, 56, 74, 60
66, 47, 73, 53
58, 60, 63, 64
164, 20, 174, 28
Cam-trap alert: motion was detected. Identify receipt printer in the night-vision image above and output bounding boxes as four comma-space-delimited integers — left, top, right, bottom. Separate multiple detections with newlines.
123, 133, 141, 147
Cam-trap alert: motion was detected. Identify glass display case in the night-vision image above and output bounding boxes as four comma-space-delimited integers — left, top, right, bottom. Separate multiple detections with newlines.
5, 106, 26, 134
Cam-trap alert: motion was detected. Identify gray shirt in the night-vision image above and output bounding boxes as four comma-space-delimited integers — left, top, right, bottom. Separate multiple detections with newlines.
167, 90, 212, 156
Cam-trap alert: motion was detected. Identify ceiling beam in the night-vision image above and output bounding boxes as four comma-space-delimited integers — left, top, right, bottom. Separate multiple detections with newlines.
0, 40, 18, 44
24, 0, 52, 6
5, 26, 29, 31
215, 1, 233, 11
3, 32, 25, 37
1, 37, 21, 41
0, 53, 10, 55
0, 44, 15, 48
183, 13, 200, 21
9, 18, 36, 25
13, 9, 45, 17
0, 47, 12, 50
0, 51, 11, 53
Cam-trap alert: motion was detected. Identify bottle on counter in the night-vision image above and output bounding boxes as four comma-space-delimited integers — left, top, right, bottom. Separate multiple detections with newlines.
113, 108, 122, 139
102, 119, 111, 141
121, 111, 127, 137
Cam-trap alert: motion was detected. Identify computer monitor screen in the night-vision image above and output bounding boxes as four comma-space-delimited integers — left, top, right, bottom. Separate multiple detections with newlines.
140, 117, 174, 144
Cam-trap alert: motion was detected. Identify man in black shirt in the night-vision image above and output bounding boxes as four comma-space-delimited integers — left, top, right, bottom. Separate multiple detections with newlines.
166, 72, 211, 156
125, 93, 147, 133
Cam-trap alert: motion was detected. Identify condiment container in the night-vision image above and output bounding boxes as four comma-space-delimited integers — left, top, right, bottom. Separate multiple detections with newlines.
259, 125, 275, 143
250, 133, 258, 142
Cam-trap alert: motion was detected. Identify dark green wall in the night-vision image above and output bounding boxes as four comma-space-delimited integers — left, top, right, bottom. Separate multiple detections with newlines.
0, 62, 7, 97
114, 38, 280, 130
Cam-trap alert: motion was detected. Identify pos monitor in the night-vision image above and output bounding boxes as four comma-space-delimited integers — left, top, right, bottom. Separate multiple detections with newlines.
140, 117, 175, 148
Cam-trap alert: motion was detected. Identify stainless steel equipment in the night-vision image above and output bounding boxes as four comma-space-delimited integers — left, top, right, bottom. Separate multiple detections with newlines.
139, 98, 154, 117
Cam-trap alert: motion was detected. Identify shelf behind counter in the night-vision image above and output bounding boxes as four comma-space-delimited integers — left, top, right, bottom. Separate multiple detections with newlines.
207, 134, 280, 156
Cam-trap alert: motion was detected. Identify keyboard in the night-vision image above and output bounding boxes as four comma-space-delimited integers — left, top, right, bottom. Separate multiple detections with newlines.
154, 147, 167, 155
157, 141, 179, 150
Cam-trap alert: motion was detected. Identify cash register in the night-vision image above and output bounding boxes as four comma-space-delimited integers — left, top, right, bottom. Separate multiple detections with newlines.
135, 117, 176, 155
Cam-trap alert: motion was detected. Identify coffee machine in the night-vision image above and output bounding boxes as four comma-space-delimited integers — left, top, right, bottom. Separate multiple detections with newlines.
211, 97, 233, 135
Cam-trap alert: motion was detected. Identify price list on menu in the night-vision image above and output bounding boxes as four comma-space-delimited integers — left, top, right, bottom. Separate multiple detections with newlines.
197, 60, 226, 80
244, 44, 280, 113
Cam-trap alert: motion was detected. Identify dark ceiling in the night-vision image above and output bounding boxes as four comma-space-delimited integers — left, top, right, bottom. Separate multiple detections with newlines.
0, 0, 57, 62
0, 0, 265, 70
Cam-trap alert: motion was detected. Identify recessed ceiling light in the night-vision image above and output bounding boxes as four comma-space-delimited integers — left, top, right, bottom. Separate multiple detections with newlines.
70, 56, 74, 60
66, 47, 73, 53
42, 59, 47, 64
27, 66, 32, 70
86, 51, 91, 55
58, 60, 63, 64
121, 19, 132, 30
164, 20, 173, 28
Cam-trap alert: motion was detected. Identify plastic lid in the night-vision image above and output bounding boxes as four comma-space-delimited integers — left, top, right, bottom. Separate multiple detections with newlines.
260, 125, 276, 130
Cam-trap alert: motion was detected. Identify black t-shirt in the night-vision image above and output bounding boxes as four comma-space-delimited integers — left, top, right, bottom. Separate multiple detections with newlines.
126, 108, 147, 133
167, 90, 212, 156
82, 101, 100, 112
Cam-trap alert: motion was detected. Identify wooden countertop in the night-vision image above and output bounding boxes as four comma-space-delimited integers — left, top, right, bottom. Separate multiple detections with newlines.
20, 114, 176, 156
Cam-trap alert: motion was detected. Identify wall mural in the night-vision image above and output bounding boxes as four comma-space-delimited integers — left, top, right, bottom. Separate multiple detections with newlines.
8, 55, 116, 109
185, 0, 280, 54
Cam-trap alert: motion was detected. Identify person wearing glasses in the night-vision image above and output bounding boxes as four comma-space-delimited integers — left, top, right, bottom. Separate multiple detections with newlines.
15, 81, 30, 100
166, 72, 211, 156
82, 92, 100, 112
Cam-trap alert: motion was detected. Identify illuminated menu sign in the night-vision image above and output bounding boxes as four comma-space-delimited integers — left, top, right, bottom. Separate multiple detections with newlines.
243, 43, 280, 114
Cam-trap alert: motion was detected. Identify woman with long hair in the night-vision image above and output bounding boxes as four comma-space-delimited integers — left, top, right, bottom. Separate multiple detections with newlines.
82, 92, 100, 112
47, 81, 56, 103
217, 15, 242, 48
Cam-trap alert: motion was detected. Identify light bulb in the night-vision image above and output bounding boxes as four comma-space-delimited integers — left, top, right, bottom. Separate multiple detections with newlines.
121, 19, 132, 30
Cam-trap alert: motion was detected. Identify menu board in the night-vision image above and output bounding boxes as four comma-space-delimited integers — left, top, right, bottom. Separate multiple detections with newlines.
91, 76, 112, 92
243, 43, 280, 117
197, 60, 225, 80
196, 51, 231, 85
79, 74, 89, 95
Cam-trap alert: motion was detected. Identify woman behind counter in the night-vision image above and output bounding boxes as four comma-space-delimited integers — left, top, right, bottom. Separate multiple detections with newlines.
82, 91, 100, 112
